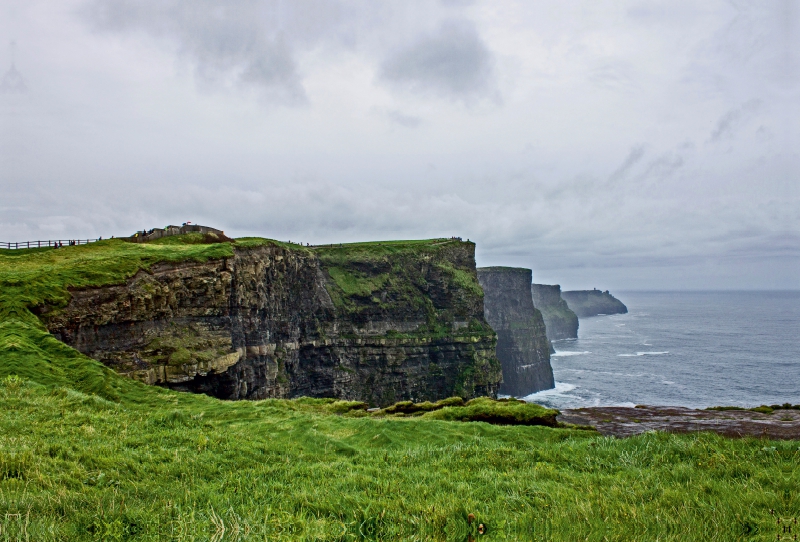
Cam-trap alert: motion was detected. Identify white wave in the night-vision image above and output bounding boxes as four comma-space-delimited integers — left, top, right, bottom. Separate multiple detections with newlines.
552, 351, 591, 357
521, 382, 577, 402
618, 351, 669, 357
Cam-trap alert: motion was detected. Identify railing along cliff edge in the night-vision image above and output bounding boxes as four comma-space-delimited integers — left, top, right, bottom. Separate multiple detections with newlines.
1, 239, 100, 249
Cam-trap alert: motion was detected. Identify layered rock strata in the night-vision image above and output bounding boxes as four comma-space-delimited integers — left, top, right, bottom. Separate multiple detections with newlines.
40, 240, 502, 406
476, 267, 554, 396
531, 284, 579, 341
561, 289, 628, 317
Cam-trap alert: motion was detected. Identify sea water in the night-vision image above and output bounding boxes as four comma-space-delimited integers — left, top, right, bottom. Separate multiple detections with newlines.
524, 291, 800, 409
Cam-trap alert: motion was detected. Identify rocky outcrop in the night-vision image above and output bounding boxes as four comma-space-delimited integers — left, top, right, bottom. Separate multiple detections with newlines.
39, 240, 502, 406
562, 289, 627, 318
557, 405, 800, 439
476, 267, 554, 397
531, 284, 579, 341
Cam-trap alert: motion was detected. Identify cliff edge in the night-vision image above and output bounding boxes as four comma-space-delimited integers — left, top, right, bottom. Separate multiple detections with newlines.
561, 289, 628, 318
531, 284, 579, 341
476, 267, 554, 396
35, 237, 502, 406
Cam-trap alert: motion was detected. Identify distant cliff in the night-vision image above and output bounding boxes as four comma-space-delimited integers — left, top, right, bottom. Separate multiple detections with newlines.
531, 284, 579, 341
39, 238, 502, 406
476, 267, 554, 396
561, 289, 628, 318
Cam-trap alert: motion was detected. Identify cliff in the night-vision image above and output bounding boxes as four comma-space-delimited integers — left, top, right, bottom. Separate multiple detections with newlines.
36, 238, 502, 406
476, 267, 554, 397
561, 289, 628, 318
531, 284, 579, 341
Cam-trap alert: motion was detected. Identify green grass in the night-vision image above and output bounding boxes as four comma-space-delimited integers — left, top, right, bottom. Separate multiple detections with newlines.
0, 238, 234, 325
1, 237, 798, 540
2, 375, 798, 541
421, 397, 559, 426
325, 268, 390, 298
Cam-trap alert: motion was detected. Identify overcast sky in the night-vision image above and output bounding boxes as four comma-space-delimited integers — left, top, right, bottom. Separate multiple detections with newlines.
1, 0, 798, 290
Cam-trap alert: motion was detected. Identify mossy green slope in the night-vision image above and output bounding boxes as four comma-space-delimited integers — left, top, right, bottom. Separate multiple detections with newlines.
0, 239, 797, 540
315, 238, 488, 337
0, 238, 234, 399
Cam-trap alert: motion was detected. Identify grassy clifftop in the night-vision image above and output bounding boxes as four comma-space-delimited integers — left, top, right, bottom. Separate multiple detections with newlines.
0, 237, 796, 540
0, 237, 235, 400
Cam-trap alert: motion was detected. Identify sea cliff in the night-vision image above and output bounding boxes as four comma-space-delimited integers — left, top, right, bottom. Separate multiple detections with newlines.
476, 267, 554, 396
561, 289, 628, 318
531, 284, 579, 341
37, 238, 502, 406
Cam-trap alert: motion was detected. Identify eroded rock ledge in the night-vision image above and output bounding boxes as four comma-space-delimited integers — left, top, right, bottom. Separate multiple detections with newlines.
39, 241, 502, 406
558, 405, 800, 439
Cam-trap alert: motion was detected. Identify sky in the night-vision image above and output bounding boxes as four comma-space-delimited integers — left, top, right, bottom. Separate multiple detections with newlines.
0, 0, 798, 290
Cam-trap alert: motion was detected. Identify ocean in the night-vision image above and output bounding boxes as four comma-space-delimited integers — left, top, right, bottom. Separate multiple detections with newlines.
524, 291, 800, 409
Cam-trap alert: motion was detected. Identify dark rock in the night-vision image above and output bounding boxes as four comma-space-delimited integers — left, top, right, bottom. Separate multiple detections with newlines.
42, 240, 502, 406
476, 267, 554, 396
531, 284, 579, 341
561, 289, 627, 318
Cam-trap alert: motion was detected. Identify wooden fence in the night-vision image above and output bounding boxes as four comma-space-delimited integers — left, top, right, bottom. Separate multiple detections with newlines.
0, 239, 100, 250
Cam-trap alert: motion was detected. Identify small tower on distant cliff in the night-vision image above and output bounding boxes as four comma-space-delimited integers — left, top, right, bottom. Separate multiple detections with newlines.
1, 41, 27, 94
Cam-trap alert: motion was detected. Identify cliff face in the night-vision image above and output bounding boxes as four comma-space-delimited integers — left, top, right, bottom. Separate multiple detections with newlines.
561, 290, 628, 318
531, 284, 579, 341
40, 240, 502, 406
476, 267, 554, 397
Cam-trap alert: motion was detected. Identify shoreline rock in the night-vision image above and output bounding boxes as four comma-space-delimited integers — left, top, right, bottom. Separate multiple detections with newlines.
557, 405, 800, 439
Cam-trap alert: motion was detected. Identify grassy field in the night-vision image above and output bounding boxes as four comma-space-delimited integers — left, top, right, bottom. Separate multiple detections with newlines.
1, 240, 798, 540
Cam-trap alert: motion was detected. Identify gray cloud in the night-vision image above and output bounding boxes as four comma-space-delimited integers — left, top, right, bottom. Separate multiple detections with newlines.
608, 145, 646, 182
82, 0, 310, 104
0, 0, 797, 290
708, 99, 761, 142
379, 19, 496, 101
382, 109, 423, 128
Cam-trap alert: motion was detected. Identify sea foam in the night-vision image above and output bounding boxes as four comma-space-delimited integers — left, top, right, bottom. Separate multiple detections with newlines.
521, 381, 577, 402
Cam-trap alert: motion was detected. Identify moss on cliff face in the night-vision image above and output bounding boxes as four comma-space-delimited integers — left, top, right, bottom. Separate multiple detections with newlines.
316, 239, 488, 339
